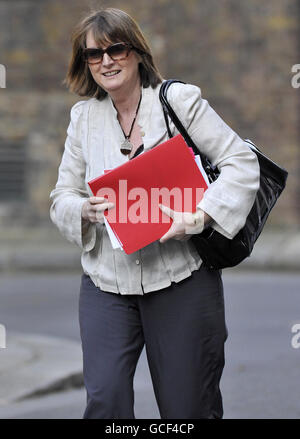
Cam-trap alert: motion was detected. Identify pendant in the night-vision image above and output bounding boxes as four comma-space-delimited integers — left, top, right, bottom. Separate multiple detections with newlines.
120, 138, 133, 155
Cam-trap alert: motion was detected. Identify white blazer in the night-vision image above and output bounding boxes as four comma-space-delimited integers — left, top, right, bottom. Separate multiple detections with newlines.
49, 82, 260, 295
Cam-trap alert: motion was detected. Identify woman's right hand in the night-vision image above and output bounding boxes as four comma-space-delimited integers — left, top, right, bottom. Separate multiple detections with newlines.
82, 196, 115, 224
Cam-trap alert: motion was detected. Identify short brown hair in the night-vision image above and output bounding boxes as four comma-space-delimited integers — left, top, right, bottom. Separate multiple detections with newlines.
64, 8, 163, 100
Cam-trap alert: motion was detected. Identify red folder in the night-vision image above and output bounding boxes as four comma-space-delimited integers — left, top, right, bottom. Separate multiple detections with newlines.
88, 134, 208, 254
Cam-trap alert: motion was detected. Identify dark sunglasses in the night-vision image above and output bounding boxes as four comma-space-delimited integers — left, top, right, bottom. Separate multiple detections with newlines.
83, 42, 141, 65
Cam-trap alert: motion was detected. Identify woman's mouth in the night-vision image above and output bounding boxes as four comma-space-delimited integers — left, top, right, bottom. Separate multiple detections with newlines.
102, 70, 121, 77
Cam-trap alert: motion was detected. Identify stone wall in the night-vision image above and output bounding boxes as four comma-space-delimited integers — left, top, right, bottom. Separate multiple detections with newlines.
0, 0, 299, 227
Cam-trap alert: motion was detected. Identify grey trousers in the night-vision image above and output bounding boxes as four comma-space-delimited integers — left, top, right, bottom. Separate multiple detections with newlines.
79, 264, 228, 419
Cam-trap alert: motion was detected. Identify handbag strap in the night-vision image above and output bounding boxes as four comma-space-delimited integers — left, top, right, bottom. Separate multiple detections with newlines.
159, 79, 218, 183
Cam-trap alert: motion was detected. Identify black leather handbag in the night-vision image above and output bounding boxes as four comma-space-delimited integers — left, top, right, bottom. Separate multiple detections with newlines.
159, 79, 288, 269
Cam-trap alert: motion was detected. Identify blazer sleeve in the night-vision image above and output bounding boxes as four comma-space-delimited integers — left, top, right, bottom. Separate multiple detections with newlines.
49, 101, 97, 251
167, 83, 260, 239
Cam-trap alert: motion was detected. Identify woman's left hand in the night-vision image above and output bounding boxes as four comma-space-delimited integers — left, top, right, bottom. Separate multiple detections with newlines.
159, 204, 208, 243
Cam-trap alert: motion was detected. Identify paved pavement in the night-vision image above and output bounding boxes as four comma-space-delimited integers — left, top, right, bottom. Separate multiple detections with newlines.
0, 226, 299, 418
0, 333, 83, 405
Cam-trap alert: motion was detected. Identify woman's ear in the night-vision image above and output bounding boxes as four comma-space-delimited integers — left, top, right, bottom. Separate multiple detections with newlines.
134, 51, 143, 64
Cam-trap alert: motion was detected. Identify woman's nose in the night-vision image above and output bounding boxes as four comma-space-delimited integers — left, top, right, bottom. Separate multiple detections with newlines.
102, 52, 114, 66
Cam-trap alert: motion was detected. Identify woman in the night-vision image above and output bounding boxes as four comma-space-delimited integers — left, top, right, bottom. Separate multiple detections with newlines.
50, 8, 260, 419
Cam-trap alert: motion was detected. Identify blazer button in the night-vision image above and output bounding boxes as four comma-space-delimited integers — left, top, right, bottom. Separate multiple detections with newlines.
135, 259, 140, 265
141, 131, 145, 137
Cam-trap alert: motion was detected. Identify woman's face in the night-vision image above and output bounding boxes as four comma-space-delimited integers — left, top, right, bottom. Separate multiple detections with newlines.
85, 29, 141, 96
